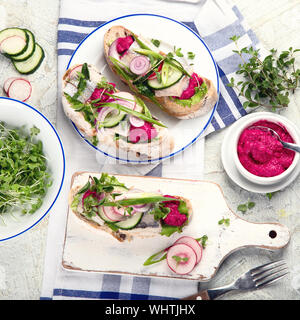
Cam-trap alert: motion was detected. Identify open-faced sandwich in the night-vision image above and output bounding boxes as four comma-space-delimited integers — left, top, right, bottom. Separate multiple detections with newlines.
62, 63, 174, 159
103, 25, 218, 119
69, 172, 193, 242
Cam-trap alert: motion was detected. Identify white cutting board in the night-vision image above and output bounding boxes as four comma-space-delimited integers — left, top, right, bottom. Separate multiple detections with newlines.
62, 173, 290, 281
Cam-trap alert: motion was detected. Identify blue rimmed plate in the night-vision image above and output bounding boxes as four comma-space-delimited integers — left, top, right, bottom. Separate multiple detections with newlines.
0, 97, 65, 241
67, 14, 219, 163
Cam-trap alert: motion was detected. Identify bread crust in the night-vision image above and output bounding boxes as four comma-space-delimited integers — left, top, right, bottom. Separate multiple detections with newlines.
103, 25, 218, 119
68, 171, 193, 242
61, 64, 174, 159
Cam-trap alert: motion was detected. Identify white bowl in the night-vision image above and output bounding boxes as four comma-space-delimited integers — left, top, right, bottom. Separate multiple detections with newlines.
232, 112, 300, 186
0, 97, 65, 241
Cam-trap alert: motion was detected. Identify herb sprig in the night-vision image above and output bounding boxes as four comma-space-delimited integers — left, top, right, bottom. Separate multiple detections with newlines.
228, 35, 300, 110
0, 123, 52, 220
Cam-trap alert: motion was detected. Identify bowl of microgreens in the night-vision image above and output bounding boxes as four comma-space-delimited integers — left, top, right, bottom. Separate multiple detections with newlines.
0, 97, 65, 241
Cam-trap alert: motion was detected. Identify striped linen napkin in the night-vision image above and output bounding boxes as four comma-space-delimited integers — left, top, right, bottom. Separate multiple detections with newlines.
40, 0, 259, 300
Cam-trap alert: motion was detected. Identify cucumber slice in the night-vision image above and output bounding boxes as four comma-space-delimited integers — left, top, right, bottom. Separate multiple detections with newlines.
13, 43, 44, 74
102, 111, 126, 128
11, 30, 35, 62
0, 28, 28, 56
115, 211, 143, 230
147, 60, 183, 90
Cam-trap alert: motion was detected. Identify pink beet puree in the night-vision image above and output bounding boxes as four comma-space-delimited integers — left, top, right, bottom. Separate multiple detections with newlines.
162, 195, 187, 227
128, 122, 158, 143
89, 83, 115, 107
177, 73, 203, 100
116, 36, 134, 55
237, 120, 295, 177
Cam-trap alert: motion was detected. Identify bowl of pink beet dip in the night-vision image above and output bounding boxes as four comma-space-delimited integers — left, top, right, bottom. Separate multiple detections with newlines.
233, 112, 299, 185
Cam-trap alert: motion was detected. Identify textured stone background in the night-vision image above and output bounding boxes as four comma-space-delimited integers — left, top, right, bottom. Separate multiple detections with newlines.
0, 0, 299, 300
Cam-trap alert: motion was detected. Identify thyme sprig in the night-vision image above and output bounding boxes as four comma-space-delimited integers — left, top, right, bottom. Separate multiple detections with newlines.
228, 35, 300, 111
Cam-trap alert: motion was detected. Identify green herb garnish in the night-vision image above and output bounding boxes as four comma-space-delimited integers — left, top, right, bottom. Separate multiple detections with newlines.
151, 39, 160, 47
174, 46, 184, 57
228, 35, 300, 110
0, 122, 52, 218
218, 218, 230, 227
187, 51, 195, 60
237, 200, 256, 214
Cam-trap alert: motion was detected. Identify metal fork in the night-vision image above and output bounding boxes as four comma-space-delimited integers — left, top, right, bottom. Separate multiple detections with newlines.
182, 260, 289, 300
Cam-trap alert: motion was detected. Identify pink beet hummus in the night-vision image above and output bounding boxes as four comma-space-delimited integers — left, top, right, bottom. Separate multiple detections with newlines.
116, 36, 134, 56
237, 120, 295, 177
177, 73, 203, 100
162, 195, 187, 227
128, 122, 158, 144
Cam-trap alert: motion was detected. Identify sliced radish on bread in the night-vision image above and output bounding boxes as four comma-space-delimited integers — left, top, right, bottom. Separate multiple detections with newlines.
166, 243, 197, 275
102, 206, 125, 222
6, 78, 32, 102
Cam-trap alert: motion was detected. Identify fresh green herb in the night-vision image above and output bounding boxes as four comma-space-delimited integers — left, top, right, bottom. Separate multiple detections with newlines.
228, 35, 300, 111
187, 51, 195, 60
0, 122, 52, 217
81, 62, 90, 80
149, 203, 171, 221
172, 255, 188, 263
218, 218, 230, 227
237, 200, 256, 213
195, 235, 208, 248
151, 39, 160, 47
77, 181, 91, 194
91, 135, 98, 146
97, 77, 115, 91
266, 192, 277, 200
174, 46, 184, 57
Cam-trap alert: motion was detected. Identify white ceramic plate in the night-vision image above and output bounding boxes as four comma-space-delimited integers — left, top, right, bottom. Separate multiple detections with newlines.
66, 14, 219, 163
221, 113, 300, 193
0, 97, 65, 241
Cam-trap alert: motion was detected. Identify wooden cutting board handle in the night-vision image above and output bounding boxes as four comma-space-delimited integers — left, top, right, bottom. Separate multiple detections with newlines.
219, 214, 290, 256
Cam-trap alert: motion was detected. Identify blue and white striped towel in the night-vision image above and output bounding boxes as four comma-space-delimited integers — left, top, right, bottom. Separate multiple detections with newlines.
41, 0, 260, 300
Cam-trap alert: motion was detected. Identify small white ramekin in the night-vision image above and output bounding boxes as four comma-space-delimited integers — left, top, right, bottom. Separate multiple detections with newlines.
232, 112, 300, 186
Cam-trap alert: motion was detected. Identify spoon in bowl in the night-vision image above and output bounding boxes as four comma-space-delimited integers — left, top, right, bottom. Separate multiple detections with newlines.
250, 125, 300, 153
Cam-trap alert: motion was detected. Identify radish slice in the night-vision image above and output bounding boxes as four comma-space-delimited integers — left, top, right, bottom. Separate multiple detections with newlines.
129, 56, 150, 75
174, 236, 203, 264
166, 243, 197, 275
102, 206, 125, 222
129, 115, 145, 127
7, 78, 32, 102
108, 39, 121, 61
3, 77, 18, 94
0, 35, 26, 55
69, 64, 83, 80
132, 203, 152, 212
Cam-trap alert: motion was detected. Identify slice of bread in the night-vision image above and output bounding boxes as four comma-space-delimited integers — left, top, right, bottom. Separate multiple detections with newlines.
103, 25, 218, 119
62, 64, 174, 160
68, 171, 193, 242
